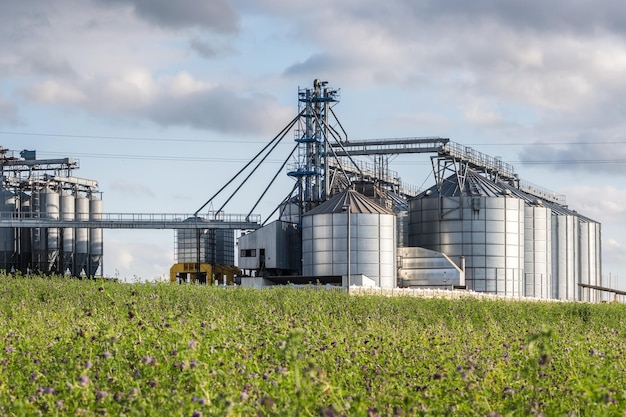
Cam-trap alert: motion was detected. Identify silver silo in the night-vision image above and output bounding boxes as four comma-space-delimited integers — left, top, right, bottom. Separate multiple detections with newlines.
88, 193, 103, 277
579, 218, 602, 302
522, 202, 552, 299
302, 189, 396, 288
396, 210, 409, 247
0, 188, 15, 271
18, 192, 33, 271
409, 171, 525, 297
39, 186, 60, 272
74, 192, 89, 276
60, 189, 75, 274
551, 208, 579, 301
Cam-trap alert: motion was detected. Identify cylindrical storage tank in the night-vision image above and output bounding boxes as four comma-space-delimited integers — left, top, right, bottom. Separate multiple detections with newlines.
74, 193, 89, 276
409, 173, 525, 297
40, 187, 60, 273
60, 190, 75, 274
396, 210, 408, 247
551, 212, 578, 301
523, 203, 552, 299
18, 192, 33, 272
302, 190, 396, 288
0, 189, 16, 271
579, 219, 601, 302
88, 194, 103, 277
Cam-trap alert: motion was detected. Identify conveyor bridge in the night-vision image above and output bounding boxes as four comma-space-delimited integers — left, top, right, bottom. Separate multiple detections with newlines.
330, 137, 564, 205
0, 212, 261, 230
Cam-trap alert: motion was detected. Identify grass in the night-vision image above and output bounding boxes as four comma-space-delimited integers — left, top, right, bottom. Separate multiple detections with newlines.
0, 274, 625, 416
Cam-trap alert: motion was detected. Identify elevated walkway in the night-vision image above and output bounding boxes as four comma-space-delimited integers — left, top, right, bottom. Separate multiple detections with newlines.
0, 212, 261, 230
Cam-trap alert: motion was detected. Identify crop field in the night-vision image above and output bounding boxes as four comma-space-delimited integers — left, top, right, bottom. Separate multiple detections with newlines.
1, 275, 625, 416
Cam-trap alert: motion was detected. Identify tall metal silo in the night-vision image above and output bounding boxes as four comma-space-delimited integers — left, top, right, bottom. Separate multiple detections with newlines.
522, 202, 552, 299
88, 193, 103, 277
579, 218, 602, 302
60, 190, 75, 274
396, 210, 409, 247
0, 188, 16, 271
74, 193, 89, 276
302, 189, 396, 288
409, 171, 525, 297
17, 192, 33, 272
39, 186, 60, 273
551, 208, 579, 301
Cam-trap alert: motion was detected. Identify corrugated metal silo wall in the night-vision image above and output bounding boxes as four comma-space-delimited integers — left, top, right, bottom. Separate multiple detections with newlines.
88, 195, 103, 276
579, 220, 602, 302
409, 195, 525, 297
60, 191, 75, 273
302, 212, 396, 287
74, 194, 89, 275
0, 189, 16, 271
396, 211, 408, 247
40, 187, 60, 273
524, 205, 552, 299
18, 192, 33, 270
551, 214, 578, 301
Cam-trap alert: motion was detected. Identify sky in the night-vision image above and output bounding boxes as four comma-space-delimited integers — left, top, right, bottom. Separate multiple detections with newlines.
1, 0, 625, 286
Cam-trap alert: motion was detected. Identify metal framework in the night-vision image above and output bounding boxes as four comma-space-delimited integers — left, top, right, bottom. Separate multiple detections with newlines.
288, 79, 341, 213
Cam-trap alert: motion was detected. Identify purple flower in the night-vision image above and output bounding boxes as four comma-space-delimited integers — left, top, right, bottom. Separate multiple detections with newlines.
96, 391, 108, 401
84, 360, 93, 369
188, 340, 198, 349
4, 346, 14, 354
192, 411, 202, 417
78, 376, 90, 386
55, 400, 64, 408
103, 351, 111, 359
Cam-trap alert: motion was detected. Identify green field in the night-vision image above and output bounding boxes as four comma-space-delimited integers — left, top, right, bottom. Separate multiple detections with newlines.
0, 275, 625, 416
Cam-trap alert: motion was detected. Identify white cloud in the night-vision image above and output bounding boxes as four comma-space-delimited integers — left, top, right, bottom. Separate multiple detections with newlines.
25, 80, 87, 104
563, 185, 626, 224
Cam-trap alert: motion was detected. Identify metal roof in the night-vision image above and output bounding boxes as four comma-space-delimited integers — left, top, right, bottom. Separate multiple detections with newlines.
304, 189, 394, 216
415, 170, 599, 223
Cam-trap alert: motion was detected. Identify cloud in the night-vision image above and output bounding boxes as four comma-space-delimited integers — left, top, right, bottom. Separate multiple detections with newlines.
562, 185, 626, 224
110, 180, 156, 198
518, 137, 626, 176
105, 233, 173, 282
24, 80, 87, 104
96, 0, 239, 32
0, 95, 19, 125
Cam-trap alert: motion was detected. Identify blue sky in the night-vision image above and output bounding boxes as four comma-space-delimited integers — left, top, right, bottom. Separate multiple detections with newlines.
1, 0, 625, 285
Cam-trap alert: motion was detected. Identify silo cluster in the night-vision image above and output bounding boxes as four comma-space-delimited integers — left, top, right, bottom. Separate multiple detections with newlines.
408, 170, 601, 301
0, 149, 103, 277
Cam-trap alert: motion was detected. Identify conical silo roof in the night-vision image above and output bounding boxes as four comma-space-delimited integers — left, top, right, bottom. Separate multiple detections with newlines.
304, 189, 393, 216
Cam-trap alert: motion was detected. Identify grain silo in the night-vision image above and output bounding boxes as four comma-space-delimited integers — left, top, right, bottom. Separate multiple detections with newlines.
302, 189, 396, 288
39, 186, 60, 272
409, 171, 525, 297
578, 216, 602, 302
60, 189, 75, 273
0, 188, 15, 271
88, 193, 103, 276
550, 205, 579, 301
74, 192, 89, 276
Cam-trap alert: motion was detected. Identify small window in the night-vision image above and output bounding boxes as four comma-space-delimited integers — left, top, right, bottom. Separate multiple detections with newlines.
240, 249, 256, 257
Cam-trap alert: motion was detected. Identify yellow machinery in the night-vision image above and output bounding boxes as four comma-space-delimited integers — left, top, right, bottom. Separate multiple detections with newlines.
170, 262, 240, 285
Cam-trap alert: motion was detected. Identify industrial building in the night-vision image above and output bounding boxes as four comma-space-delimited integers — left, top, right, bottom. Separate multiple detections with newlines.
0, 80, 604, 302
0, 148, 103, 276
235, 80, 603, 301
